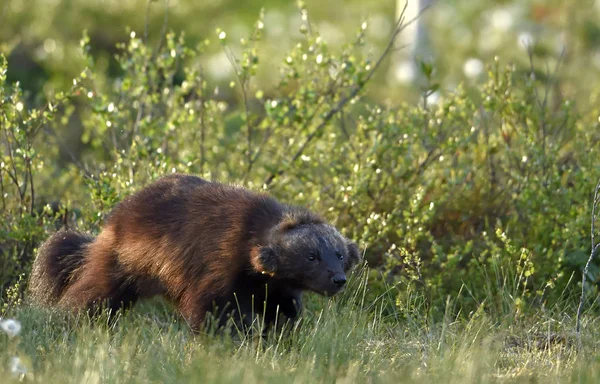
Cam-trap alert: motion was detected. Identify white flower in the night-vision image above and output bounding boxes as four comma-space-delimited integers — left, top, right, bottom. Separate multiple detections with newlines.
393, 60, 416, 84
490, 8, 514, 32
425, 91, 440, 106
43, 38, 57, 54
10, 357, 27, 376
518, 32, 535, 50
463, 58, 484, 79
1, 318, 22, 338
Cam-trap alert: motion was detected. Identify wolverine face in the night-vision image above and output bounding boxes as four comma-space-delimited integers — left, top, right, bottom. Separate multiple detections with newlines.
257, 223, 361, 296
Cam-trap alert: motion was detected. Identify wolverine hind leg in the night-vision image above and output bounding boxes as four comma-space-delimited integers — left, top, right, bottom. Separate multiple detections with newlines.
58, 241, 139, 322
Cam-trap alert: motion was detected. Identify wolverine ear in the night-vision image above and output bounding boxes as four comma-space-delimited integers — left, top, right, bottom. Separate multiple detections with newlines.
251, 246, 278, 276
345, 240, 362, 271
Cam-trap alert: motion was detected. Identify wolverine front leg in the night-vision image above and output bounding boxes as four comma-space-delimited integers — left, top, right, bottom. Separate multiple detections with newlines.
263, 290, 303, 332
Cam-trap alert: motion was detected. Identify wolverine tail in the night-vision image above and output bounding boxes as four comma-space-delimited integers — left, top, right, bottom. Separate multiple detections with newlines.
28, 229, 94, 306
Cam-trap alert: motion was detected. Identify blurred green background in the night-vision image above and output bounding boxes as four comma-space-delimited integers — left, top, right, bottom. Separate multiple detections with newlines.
2, 0, 594, 105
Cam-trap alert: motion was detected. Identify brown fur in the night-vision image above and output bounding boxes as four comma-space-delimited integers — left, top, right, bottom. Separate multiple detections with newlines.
28, 173, 361, 333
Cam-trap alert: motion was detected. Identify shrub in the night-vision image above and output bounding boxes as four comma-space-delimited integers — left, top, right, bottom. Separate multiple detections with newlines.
1, 7, 598, 320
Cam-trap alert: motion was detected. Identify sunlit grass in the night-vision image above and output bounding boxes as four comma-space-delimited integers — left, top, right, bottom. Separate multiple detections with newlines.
1, 265, 598, 383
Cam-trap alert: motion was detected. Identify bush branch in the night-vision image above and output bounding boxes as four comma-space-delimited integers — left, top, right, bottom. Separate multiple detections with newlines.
263, 1, 431, 187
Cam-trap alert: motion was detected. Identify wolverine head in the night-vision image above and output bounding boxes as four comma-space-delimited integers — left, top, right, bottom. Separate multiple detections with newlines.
253, 211, 361, 296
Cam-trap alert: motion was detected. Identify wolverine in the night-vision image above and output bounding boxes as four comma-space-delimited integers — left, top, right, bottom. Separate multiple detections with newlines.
28, 173, 362, 333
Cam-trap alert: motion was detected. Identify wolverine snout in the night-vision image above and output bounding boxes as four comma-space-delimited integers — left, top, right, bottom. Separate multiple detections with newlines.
332, 274, 346, 288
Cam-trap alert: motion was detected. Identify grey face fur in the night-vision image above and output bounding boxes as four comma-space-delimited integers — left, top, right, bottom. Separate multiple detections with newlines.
259, 223, 361, 296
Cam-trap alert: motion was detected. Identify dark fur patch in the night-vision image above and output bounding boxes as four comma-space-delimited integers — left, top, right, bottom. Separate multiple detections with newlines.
28, 229, 94, 306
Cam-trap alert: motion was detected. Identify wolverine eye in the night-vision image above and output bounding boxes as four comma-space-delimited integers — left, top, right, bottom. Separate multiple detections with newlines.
336, 251, 344, 260
307, 251, 318, 261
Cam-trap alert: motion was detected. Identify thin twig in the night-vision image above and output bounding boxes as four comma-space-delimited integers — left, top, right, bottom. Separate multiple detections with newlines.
300, 5, 314, 36
576, 178, 600, 339
26, 148, 34, 215
144, 0, 152, 44
263, 1, 430, 187
242, 86, 253, 177
198, 68, 207, 174
2, 127, 24, 203
247, 125, 273, 167
526, 45, 566, 187
154, 0, 171, 54
0, 168, 5, 211
338, 109, 361, 164
131, 0, 170, 151
480, 105, 496, 200
221, 42, 254, 179
131, 96, 146, 148
43, 126, 95, 180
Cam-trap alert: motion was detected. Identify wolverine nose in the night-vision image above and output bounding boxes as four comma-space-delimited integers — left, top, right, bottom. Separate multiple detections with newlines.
332, 275, 346, 288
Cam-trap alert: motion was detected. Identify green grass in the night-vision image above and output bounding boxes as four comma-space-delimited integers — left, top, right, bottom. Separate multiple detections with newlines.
1, 266, 599, 383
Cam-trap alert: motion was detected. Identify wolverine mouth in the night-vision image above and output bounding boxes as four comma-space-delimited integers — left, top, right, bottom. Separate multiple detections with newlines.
316, 285, 344, 297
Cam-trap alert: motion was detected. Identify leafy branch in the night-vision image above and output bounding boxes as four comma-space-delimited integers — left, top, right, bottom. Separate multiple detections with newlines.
263, 2, 431, 187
